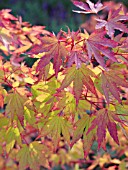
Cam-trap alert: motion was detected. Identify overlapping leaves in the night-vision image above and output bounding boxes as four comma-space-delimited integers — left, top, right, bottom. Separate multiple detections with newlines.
71, 114, 96, 158
85, 30, 118, 67
96, 5, 128, 37
33, 34, 68, 77
40, 113, 71, 151
58, 64, 97, 105
72, 0, 106, 14
0, 2, 128, 169
17, 142, 50, 170
95, 69, 128, 104
4, 88, 28, 126
87, 108, 127, 149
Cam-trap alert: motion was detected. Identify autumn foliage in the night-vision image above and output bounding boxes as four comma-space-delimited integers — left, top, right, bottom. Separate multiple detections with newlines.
0, 0, 128, 169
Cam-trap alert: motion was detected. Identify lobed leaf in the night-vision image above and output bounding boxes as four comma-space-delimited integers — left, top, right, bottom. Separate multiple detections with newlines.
71, 114, 96, 158
58, 64, 97, 104
87, 109, 125, 149
5, 88, 28, 126
96, 5, 128, 37
5, 127, 21, 153
41, 115, 71, 150
17, 142, 50, 170
85, 30, 118, 68
35, 35, 68, 77
72, 0, 106, 14
96, 70, 128, 104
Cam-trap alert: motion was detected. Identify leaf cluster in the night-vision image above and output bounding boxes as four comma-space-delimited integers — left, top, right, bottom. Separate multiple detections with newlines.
0, 0, 128, 169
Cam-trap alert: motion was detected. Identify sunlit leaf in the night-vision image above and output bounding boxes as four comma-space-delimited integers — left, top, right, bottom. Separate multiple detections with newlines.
5, 127, 21, 153
5, 88, 28, 126
17, 142, 50, 170
58, 64, 97, 105
41, 114, 71, 150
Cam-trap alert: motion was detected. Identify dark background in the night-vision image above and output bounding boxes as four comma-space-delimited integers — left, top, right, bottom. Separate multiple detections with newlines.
0, 0, 127, 33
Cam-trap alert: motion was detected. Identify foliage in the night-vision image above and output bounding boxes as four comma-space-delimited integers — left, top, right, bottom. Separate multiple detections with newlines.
0, 0, 127, 33
0, 0, 128, 169
0, 0, 82, 33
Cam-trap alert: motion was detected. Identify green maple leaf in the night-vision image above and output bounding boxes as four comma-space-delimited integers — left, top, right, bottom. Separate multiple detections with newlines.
71, 114, 96, 158
31, 80, 60, 116
17, 142, 50, 170
40, 113, 71, 150
0, 115, 9, 128
24, 106, 36, 126
115, 101, 128, 115
5, 127, 21, 153
58, 64, 97, 105
55, 91, 91, 120
5, 88, 28, 126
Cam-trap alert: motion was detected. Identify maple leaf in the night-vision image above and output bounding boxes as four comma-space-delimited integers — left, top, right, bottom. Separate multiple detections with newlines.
96, 5, 128, 37
31, 33, 67, 77
5, 127, 21, 153
0, 9, 17, 27
98, 70, 128, 104
67, 51, 88, 69
72, 0, 106, 14
0, 9, 17, 21
54, 91, 92, 120
87, 108, 128, 149
85, 30, 118, 67
17, 142, 50, 170
24, 107, 36, 126
5, 88, 28, 126
71, 114, 96, 158
58, 64, 97, 105
31, 79, 60, 116
40, 114, 71, 150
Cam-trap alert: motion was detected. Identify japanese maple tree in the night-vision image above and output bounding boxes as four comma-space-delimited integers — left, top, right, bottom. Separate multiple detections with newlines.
0, 0, 128, 169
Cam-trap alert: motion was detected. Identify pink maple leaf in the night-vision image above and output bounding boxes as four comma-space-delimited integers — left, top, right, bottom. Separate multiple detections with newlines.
85, 30, 118, 68
96, 5, 128, 37
72, 0, 106, 14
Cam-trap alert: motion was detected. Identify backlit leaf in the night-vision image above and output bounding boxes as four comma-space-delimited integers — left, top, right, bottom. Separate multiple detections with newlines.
71, 114, 96, 158
35, 34, 68, 77
96, 5, 128, 37
5, 88, 28, 126
87, 108, 125, 149
72, 0, 106, 14
5, 127, 21, 153
58, 64, 97, 105
17, 142, 50, 170
100, 70, 128, 103
41, 114, 71, 150
85, 30, 118, 67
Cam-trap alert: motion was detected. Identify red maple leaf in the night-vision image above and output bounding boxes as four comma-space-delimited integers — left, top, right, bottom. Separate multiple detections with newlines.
67, 51, 88, 69
96, 5, 128, 37
87, 108, 126, 149
85, 30, 118, 67
0, 9, 17, 27
72, 0, 106, 14
34, 33, 68, 77
101, 70, 128, 104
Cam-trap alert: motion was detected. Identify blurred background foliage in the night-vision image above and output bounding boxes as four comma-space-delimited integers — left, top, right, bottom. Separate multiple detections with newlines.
0, 0, 127, 33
